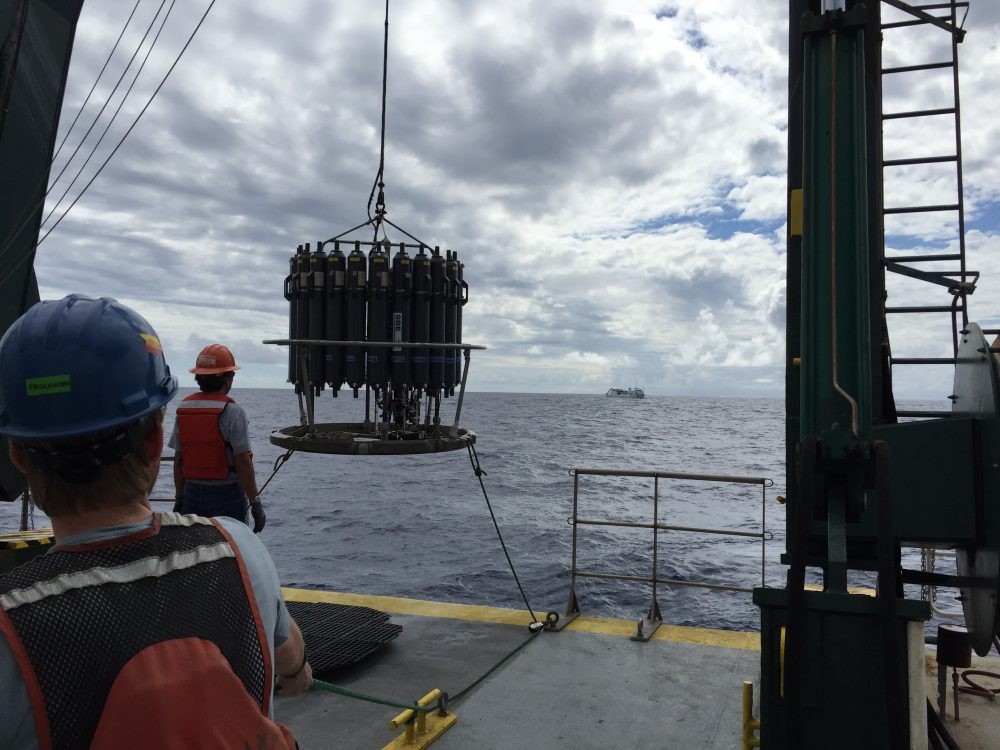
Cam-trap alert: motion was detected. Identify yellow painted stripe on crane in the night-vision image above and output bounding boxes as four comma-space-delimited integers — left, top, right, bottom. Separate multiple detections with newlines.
790, 188, 803, 237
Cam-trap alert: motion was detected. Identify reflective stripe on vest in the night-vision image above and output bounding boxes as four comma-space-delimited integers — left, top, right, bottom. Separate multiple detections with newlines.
177, 392, 235, 480
0, 513, 294, 749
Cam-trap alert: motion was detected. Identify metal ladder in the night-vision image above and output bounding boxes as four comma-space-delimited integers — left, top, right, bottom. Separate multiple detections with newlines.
879, 1, 973, 417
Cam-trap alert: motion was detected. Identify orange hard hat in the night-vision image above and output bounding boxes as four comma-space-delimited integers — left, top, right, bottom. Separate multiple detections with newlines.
190, 343, 240, 375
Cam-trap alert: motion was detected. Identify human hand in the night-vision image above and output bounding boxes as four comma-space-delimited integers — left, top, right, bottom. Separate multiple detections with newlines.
250, 501, 266, 533
276, 660, 313, 697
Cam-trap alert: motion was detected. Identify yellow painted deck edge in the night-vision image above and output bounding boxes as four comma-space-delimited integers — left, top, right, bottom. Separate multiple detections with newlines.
283, 587, 760, 651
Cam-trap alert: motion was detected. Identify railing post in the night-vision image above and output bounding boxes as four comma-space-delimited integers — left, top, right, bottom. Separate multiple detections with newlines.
632, 476, 663, 641
551, 470, 581, 631
761, 482, 767, 589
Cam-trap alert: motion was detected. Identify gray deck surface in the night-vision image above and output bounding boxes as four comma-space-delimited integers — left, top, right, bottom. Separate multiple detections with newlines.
276, 613, 760, 749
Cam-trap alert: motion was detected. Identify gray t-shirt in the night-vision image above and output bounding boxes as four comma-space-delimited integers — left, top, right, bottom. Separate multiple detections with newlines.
0, 514, 291, 749
169, 397, 252, 484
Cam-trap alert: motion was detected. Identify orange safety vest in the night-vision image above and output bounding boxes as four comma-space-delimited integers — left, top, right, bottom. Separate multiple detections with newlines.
0, 514, 296, 750
177, 392, 235, 480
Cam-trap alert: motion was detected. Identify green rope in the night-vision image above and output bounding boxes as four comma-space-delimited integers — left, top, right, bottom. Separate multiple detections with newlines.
311, 679, 426, 713
449, 627, 541, 703
308, 628, 542, 713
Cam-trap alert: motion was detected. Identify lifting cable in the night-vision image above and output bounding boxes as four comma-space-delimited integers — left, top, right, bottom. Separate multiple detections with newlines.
49, 0, 145, 173
466, 442, 542, 626
256, 435, 305, 498
366, 0, 391, 244
259, 437, 544, 627
268, 438, 549, 719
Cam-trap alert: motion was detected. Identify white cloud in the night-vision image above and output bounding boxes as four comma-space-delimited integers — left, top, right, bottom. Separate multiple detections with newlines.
15, 0, 1000, 399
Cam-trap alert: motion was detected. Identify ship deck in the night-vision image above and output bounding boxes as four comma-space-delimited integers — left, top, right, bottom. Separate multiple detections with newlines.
275, 587, 760, 749
276, 587, 1000, 749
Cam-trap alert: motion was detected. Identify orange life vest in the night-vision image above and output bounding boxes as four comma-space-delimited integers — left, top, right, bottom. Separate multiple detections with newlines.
177, 392, 235, 480
0, 513, 296, 750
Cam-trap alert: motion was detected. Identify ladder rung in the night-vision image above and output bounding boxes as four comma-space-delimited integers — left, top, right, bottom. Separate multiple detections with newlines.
883, 107, 956, 120
886, 306, 962, 314
883, 61, 954, 74
884, 204, 960, 214
891, 358, 958, 365
883, 155, 957, 166
884, 253, 962, 262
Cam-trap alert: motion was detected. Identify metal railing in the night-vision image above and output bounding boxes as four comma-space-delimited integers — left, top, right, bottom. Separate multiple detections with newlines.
554, 467, 773, 640
921, 548, 965, 620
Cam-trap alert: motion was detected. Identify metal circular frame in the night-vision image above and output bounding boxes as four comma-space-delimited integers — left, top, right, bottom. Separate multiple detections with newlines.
270, 423, 476, 455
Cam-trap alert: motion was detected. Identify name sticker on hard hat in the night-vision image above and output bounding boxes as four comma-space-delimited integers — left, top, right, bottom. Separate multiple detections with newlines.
26, 375, 71, 396
140, 333, 163, 354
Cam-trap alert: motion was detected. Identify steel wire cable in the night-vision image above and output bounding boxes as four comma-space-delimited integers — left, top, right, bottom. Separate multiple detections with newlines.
0, 0, 144, 265
39, 0, 176, 235
0, 0, 169, 266
366, 0, 390, 243
466, 442, 541, 624
50, 0, 146, 173
0, 0, 218, 293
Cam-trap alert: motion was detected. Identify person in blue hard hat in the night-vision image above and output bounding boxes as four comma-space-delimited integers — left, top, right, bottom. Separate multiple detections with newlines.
170, 343, 266, 532
0, 294, 311, 749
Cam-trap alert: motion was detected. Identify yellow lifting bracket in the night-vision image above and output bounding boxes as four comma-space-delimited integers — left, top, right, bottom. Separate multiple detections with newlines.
383, 688, 457, 749
742, 680, 761, 750
0, 529, 55, 550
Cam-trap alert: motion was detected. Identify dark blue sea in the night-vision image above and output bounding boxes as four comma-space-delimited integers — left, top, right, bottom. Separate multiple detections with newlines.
2, 391, 955, 633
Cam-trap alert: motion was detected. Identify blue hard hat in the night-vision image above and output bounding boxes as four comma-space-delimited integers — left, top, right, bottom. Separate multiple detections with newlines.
0, 294, 178, 440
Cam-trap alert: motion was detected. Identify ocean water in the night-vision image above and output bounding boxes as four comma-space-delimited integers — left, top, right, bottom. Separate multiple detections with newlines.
2, 390, 956, 633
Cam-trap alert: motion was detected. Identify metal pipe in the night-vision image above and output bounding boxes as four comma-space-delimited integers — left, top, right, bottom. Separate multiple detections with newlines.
296, 389, 307, 426
761, 483, 767, 588
573, 518, 769, 540
828, 30, 860, 436
453, 348, 471, 427
743, 681, 761, 750
570, 471, 580, 599
576, 570, 754, 595
651, 476, 659, 614
570, 467, 768, 485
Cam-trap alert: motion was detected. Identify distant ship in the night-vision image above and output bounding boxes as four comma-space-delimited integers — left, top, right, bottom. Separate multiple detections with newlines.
606, 386, 645, 399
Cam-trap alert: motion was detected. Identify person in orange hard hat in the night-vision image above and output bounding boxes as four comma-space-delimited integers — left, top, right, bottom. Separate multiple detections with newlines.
170, 344, 266, 532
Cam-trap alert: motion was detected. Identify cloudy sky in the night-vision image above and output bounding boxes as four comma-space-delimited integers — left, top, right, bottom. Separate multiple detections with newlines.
27, 0, 1000, 397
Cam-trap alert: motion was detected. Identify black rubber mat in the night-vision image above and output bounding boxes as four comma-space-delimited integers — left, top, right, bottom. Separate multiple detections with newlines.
286, 600, 402, 674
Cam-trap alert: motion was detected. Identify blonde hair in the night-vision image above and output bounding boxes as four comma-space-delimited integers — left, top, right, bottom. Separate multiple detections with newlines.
14, 409, 164, 517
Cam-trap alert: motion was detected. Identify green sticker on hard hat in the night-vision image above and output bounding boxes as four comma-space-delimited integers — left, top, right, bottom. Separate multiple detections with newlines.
25, 375, 71, 396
